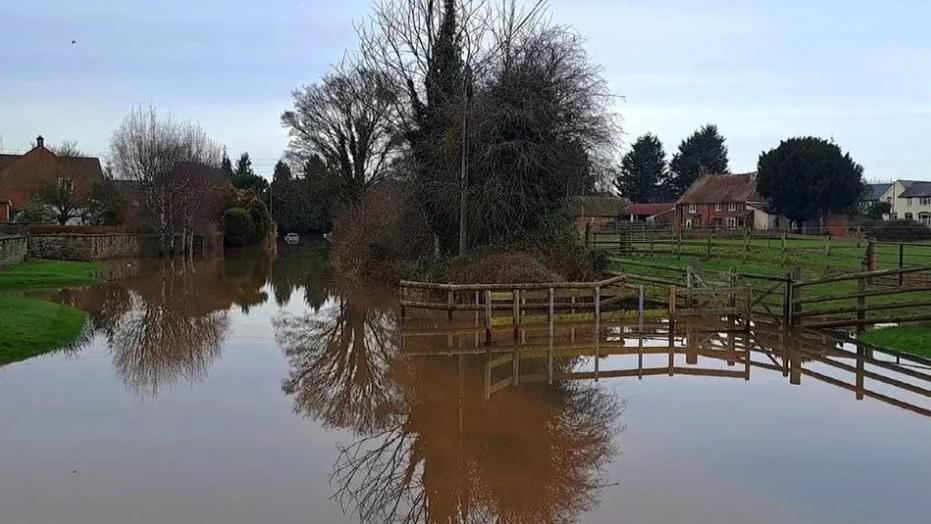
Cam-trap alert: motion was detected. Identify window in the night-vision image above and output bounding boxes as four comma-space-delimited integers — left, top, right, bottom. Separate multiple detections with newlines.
714, 203, 721, 212
908, 198, 913, 206
892, 212, 898, 220
728, 202, 738, 212
906, 212, 914, 220
725, 217, 737, 228
887, 197, 893, 204
922, 197, 931, 206
688, 204, 697, 213
57, 177, 74, 193
921, 213, 931, 227
685, 219, 694, 229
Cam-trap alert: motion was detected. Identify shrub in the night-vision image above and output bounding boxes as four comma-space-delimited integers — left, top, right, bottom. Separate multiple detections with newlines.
13, 201, 56, 224
223, 208, 257, 246
330, 183, 433, 281
448, 252, 561, 284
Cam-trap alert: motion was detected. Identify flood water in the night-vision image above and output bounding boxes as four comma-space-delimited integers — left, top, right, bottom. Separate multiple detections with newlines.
2, 243, 931, 524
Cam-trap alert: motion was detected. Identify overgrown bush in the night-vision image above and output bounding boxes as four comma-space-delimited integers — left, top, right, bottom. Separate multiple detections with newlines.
223, 208, 257, 246
13, 202, 56, 224
330, 183, 433, 281
448, 252, 561, 284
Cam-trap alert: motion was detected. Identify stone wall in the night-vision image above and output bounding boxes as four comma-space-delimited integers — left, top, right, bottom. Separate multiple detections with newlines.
26, 233, 223, 261
28, 234, 147, 261
0, 235, 28, 266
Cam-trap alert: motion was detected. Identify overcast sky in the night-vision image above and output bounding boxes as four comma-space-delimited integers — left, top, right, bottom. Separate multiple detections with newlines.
1, 0, 929, 180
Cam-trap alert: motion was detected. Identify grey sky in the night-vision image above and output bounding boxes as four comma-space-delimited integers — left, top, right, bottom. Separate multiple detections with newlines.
1, 0, 929, 180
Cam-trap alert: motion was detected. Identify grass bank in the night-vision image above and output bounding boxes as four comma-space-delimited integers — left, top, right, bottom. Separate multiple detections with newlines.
0, 259, 100, 290
0, 296, 88, 366
860, 325, 931, 359
0, 259, 101, 366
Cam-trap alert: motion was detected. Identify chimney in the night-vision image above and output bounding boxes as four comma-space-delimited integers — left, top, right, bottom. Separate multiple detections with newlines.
36, 135, 45, 149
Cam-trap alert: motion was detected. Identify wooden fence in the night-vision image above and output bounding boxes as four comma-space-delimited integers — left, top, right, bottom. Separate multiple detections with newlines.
400, 320, 931, 417
399, 274, 752, 344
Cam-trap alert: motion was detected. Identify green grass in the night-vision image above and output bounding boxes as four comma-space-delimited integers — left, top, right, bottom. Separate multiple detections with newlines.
860, 325, 931, 358
0, 296, 88, 366
0, 259, 101, 366
608, 243, 931, 316
0, 259, 101, 291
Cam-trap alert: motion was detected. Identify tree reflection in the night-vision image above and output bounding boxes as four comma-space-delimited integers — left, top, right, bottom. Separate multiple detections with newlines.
56, 254, 273, 396
269, 241, 334, 310
324, 355, 622, 523
274, 288, 401, 434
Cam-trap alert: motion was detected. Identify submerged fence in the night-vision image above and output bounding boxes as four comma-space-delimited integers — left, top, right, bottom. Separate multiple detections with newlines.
399, 273, 752, 345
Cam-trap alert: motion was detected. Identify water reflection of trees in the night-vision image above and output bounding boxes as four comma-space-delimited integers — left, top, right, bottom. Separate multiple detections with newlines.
56, 254, 272, 395
275, 289, 622, 524
329, 356, 622, 524
274, 289, 401, 434
269, 242, 333, 310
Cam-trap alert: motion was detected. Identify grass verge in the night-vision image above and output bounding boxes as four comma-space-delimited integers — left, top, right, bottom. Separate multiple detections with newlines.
860, 325, 931, 359
0, 259, 100, 291
0, 259, 101, 366
0, 296, 88, 366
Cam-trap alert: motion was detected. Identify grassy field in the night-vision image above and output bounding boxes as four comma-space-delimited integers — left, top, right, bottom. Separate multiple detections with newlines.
0, 259, 101, 366
0, 259, 100, 290
0, 296, 88, 366
860, 325, 931, 358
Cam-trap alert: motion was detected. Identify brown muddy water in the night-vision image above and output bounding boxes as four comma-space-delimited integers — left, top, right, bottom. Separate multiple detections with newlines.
1, 243, 931, 524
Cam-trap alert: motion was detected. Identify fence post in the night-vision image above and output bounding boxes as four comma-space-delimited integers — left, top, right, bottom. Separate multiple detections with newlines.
824, 234, 831, 257
512, 289, 520, 340
548, 287, 555, 385
447, 290, 454, 321
668, 285, 677, 327
484, 290, 493, 344
866, 239, 877, 273
784, 271, 794, 327
585, 222, 592, 249
676, 233, 683, 259
638, 285, 645, 334
899, 243, 905, 287
857, 263, 867, 333
706, 232, 713, 257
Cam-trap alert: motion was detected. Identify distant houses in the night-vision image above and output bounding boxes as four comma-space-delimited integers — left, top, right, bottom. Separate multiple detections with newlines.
863, 180, 931, 225
0, 135, 104, 224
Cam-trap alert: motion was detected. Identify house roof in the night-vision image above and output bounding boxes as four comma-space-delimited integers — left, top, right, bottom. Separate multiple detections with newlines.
629, 202, 675, 217
0, 148, 105, 208
0, 155, 20, 171
899, 182, 931, 198
677, 172, 760, 204
569, 196, 629, 218
862, 183, 892, 201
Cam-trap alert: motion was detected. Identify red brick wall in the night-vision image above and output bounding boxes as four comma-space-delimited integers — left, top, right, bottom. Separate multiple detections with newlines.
676, 203, 750, 229
0, 148, 101, 210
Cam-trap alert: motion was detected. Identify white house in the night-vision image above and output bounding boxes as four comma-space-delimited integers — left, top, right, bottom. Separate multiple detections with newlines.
896, 182, 931, 226
883, 180, 920, 220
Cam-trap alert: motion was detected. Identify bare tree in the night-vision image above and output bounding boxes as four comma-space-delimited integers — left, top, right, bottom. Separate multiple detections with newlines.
282, 65, 400, 205
109, 106, 222, 256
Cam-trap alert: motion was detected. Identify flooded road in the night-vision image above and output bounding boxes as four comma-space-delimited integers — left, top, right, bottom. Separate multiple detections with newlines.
2, 243, 931, 524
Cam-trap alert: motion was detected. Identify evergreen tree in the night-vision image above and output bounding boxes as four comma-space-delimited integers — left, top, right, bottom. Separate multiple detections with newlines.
230, 151, 268, 193
273, 160, 293, 183
235, 152, 255, 178
614, 133, 667, 203
220, 151, 234, 178
666, 124, 730, 198
757, 137, 864, 225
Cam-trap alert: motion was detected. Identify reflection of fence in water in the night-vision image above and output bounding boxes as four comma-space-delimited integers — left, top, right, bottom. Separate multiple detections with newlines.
400, 321, 931, 418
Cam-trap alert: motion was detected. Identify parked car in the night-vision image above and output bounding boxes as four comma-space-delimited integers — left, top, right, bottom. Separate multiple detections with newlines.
284, 233, 300, 244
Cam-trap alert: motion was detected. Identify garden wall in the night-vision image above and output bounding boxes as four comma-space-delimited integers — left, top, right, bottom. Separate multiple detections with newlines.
0, 235, 28, 266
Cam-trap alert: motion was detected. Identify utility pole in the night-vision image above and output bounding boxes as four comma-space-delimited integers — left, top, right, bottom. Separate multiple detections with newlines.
458, 66, 472, 258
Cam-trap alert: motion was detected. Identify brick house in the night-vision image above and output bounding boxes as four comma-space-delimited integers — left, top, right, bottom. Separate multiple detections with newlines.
675, 172, 775, 230
0, 136, 104, 223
